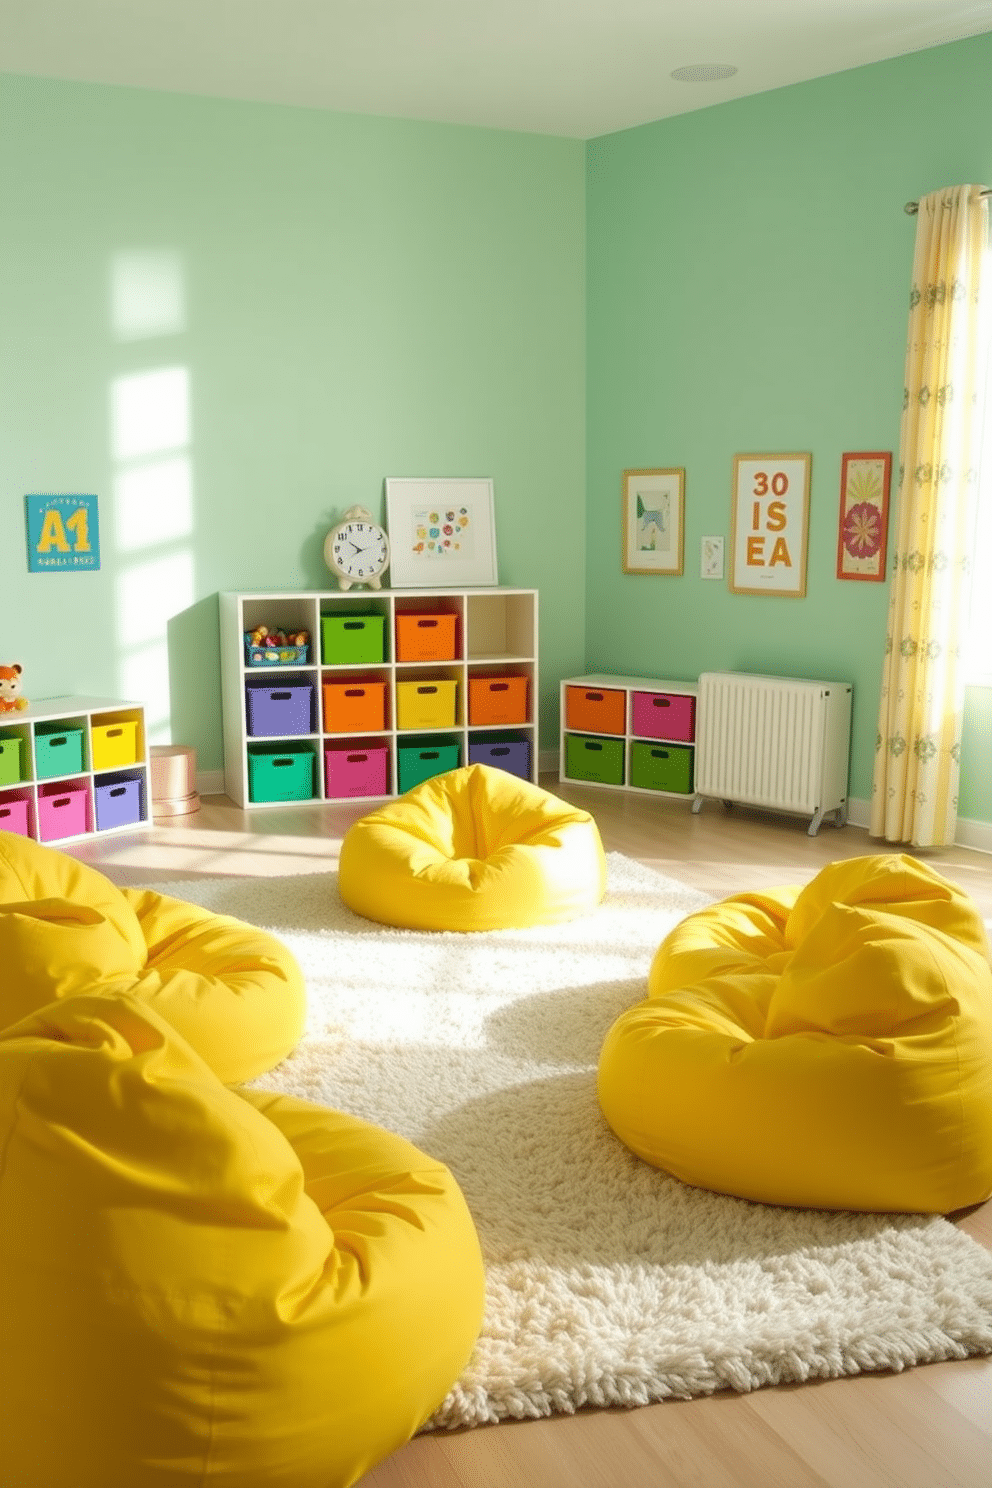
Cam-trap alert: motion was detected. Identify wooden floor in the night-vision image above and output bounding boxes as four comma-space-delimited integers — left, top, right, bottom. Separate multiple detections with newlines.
72, 779, 992, 1488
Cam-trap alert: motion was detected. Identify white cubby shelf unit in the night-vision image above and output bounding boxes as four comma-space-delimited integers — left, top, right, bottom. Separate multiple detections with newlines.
559, 673, 698, 799
0, 696, 151, 845
220, 588, 539, 808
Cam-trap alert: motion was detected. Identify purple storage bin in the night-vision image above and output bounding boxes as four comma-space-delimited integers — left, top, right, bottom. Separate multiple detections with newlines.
37, 785, 89, 841
94, 777, 144, 831
324, 744, 389, 799
631, 691, 695, 742
245, 682, 314, 737
0, 797, 30, 836
468, 739, 531, 781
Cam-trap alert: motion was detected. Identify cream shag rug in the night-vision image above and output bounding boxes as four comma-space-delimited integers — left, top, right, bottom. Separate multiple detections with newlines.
152, 854, 992, 1428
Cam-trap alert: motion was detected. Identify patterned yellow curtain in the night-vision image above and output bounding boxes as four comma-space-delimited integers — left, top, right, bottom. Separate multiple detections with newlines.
871, 184, 990, 848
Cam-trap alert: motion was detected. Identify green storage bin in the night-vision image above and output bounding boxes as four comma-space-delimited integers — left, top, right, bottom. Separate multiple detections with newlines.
321, 613, 385, 665
0, 735, 23, 787
564, 733, 624, 785
629, 740, 694, 794
248, 747, 315, 803
397, 741, 460, 793
34, 724, 85, 779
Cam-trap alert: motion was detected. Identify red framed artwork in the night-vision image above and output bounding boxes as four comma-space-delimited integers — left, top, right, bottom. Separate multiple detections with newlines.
836, 451, 892, 581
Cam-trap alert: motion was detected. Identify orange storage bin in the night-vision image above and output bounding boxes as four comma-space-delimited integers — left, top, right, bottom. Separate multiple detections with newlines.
395, 613, 458, 662
322, 681, 387, 733
565, 685, 626, 736
469, 676, 528, 726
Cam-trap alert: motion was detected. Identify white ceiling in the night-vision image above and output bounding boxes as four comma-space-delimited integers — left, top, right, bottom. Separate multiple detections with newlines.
1, 0, 990, 139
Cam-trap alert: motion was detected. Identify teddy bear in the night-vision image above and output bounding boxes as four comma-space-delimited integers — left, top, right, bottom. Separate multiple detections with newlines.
0, 663, 28, 713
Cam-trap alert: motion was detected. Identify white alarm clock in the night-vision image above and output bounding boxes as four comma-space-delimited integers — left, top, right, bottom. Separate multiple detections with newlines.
323, 506, 390, 591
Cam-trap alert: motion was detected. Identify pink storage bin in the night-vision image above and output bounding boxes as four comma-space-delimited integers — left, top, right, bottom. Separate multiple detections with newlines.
631, 691, 695, 742
37, 785, 89, 841
0, 797, 30, 837
324, 744, 389, 799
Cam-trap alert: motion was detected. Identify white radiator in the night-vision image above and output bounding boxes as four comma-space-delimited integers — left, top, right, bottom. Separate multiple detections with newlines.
692, 672, 853, 836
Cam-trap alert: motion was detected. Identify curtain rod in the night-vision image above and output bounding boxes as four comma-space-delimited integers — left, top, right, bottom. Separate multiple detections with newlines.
904, 188, 992, 215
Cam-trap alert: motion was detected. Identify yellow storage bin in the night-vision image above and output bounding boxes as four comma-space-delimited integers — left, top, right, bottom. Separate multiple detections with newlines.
396, 680, 458, 731
91, 721, 138, 770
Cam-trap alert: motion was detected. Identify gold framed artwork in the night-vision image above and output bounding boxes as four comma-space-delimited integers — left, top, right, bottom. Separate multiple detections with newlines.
730, 453, 811, 597
621, 467, 685, 575
836, 451, 892, 581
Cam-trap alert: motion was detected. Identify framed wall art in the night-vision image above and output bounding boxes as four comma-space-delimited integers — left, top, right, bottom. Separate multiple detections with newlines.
621, 467, 685, 575
836, 451, 892, 581
700, 535, 725, 580
730, 453, 811, 597
385, 477, 498, 588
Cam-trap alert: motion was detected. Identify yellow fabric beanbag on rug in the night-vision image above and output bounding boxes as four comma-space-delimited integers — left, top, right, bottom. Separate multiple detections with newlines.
0, 993, 485, 1488
339, 763, 607, 931
0, 829, 304, 1083
598, 854, 992, 1213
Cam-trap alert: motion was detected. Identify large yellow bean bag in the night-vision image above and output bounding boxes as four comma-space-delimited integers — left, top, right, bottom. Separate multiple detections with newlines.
598, 854, 992, 1213
0, 830, 304, 1083
339, 763, 607, 931
0, 992, 485, 1488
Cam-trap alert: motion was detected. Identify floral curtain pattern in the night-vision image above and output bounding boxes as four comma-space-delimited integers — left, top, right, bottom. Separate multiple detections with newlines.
871, 184, 990, 847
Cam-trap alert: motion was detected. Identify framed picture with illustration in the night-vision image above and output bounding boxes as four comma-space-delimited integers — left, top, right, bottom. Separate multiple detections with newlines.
621, 468, 685, 575
385, 477, 498, 588
836, 451, 892, 581
730, 453, 811, 597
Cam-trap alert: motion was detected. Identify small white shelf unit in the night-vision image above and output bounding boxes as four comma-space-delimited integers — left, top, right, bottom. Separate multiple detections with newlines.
220, 588, 539, 808
0, 695, 151, 845
559, 673, 698, 799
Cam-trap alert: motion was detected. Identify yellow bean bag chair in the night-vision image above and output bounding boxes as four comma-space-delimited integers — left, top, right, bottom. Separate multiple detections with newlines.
0, 829, 304, 1083
0, 992, 485, 1488
339, 763, 607, 931
598, 854, 992, 1213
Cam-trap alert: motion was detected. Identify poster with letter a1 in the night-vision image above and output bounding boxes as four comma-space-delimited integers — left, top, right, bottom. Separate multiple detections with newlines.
730, 454, 810, 597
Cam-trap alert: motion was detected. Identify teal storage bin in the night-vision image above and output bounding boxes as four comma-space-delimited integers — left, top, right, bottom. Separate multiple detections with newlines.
397, 741, 460, 793
321, 613, 385, 665
0, 736, 23, 787
564, 733, 624, 786
629, 740, 694, 794
248, 747, 315, 803
34, 724, 85, 780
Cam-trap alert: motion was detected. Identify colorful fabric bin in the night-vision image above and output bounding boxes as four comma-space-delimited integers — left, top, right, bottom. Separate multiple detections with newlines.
468, 677, 528, 726
395, 681, 458, 731
324, 744, 389, 799
245, 684, 314, 737
91, 721, 139, 770
395, 614, 458, 662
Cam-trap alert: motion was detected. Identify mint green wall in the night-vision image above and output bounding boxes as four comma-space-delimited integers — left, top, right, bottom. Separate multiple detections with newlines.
586, 33, 992, 823
0, 75, 586, 768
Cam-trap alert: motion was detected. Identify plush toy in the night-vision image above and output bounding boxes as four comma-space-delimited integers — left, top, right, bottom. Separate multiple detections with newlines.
0, 663, 28, 714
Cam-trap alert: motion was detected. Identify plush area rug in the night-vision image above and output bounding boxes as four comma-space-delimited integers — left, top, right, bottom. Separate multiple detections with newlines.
149, 854, 992, 1428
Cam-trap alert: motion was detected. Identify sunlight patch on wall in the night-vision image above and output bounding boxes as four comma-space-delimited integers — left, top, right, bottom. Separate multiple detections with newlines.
118, 553, 195, 647
111, 367, 190, 461
111, 251, 186, 342
114, 456, 193, 552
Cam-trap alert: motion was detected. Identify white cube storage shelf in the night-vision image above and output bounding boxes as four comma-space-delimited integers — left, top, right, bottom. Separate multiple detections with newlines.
559, 673, 698, 799
0, 696, 151, 845
220, 588, 539, 808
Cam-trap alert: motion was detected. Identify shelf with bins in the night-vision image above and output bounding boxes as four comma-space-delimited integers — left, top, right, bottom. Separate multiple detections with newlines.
559, 673, 698, 798
0, 696, 150, 844
219, 588, 539, 807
